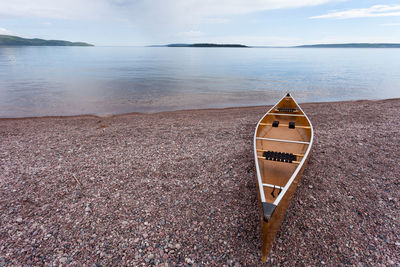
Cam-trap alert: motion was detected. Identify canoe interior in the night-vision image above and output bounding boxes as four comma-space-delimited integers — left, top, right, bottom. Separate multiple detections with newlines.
256, 96, 312, 205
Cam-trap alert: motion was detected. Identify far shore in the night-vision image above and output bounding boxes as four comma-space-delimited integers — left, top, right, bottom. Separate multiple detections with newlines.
0, 98, 399, 265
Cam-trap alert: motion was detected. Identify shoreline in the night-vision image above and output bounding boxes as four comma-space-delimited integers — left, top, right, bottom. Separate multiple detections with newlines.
1, 98, 399, 265
1, 97, 399, 121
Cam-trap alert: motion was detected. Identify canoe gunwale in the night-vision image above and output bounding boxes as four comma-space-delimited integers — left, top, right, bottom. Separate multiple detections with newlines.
253, 94, 314, 220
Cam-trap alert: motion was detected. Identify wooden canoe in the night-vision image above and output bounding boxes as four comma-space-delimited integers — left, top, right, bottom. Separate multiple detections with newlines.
254, 93, 314, 262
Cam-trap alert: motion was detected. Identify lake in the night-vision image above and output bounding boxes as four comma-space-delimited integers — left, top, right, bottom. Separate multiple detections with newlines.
0, 46, 399, 117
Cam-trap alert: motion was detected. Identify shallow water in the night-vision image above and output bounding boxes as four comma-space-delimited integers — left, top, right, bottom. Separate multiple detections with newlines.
0, 46, 399, 117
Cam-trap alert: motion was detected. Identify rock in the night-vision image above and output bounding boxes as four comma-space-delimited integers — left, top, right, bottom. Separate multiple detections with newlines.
1, 99, 400, 266
16, 217, 23, 223
59, 257, 67, 263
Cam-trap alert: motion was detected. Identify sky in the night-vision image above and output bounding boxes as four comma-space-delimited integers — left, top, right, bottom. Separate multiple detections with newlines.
0, 0, 400, 46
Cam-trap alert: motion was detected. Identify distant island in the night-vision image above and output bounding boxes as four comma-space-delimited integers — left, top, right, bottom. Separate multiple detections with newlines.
149, 43, 248, 48
0, 35, 94, 46
149, 43, 400, 48
295, 43, 400, 48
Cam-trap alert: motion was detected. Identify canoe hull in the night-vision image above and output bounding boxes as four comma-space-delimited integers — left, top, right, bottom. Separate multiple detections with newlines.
253, 94, 313, 262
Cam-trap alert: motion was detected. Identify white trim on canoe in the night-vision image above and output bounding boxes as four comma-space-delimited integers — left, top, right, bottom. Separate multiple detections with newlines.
253, 93, 314, 206
256, 137, 310, 145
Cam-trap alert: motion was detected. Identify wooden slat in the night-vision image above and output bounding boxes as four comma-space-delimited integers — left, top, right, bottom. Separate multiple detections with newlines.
266, 113, 305, 117
259, 123, 311, 129
256, 137, 310, 144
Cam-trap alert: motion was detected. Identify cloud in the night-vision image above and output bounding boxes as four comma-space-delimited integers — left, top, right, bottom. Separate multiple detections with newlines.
0, 0, 343, 45
310, 4, 400, 19
0, 27, 12, 35
0, 0, 341, 22
169, 0, 341, 17
0, 0, 111, 20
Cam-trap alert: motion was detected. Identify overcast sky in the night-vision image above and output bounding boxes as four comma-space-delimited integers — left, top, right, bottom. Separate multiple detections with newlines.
0, 0, 400, 46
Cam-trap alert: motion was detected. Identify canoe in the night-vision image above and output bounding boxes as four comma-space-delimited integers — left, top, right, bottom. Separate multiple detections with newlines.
254, 93, 314, 262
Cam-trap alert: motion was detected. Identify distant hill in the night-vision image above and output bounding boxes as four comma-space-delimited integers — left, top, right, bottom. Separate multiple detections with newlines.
0, 35, 94, 46
189, 43, 248, 47
148, 43, 248, 48
295, 43, 400, 48
167, 43, 191, 47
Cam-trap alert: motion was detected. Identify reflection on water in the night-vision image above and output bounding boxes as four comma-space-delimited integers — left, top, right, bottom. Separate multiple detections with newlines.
0, 46, 399, 117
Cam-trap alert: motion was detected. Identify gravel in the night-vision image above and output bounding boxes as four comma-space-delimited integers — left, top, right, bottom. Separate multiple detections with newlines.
0, 98, 399, 266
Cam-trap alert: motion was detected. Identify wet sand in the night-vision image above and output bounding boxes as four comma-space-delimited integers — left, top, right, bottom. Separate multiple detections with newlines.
0, 99, 399, 266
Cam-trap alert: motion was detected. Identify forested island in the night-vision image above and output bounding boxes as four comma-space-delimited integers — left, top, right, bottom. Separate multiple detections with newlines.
0, 35, 94, 46
149, 43, 400, 48
149, 43, 248, 47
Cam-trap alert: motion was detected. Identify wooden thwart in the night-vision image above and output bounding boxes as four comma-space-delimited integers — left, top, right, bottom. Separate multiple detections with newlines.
266, 113, 305, 117
256, 137, 310, 144
259, 122, 311, 129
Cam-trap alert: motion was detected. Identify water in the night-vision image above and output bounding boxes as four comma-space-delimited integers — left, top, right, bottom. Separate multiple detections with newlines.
0, 46, 399, 117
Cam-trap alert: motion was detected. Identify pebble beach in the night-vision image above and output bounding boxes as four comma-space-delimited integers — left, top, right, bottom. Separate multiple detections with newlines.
0, 98, 399, 266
